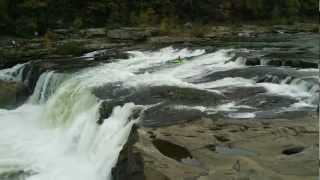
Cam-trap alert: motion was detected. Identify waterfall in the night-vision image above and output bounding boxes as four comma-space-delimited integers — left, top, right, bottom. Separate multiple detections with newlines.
28, 72, 67, 104
0, 46, 318, 180
0, 67, 140, 180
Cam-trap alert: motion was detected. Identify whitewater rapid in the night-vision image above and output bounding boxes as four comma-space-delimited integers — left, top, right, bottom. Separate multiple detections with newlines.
0, 46, 318, 180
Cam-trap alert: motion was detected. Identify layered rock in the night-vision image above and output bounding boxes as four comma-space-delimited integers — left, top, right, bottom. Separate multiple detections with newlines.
107, 28, 159, 41
113, 117, 318, 180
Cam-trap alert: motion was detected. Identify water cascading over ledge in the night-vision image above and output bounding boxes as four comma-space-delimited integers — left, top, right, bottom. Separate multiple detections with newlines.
0, 60, 144, 180
0, 45, 318, 180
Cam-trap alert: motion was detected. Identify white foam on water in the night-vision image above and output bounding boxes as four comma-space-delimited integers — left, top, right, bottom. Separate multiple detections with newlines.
228, 112, 256, 119
0, 63, 27, 82
171, 105, 207, 112
289, 101, 316, 109
215, 102, 255, 112
0, 46, 211, 180
25, 103, 137, 180
204, 102, 255, 116
163, 49, 245, 80
0, 91, 138, 180
124, 46, 205, 72
28, 72, 67, 104
123, 72, 199, 89
198, 77, 255, 89
298, 68, 319, 72
0, 105, 44, 173
259, 82, 312, 100
0, 46, 318, 180
198, 75, 318, 109
82, 50, 107, 60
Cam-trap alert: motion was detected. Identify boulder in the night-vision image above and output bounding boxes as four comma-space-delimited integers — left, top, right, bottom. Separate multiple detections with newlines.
0, 80, 28, 109
141, 103, 205, 127
112, 126, 170, 180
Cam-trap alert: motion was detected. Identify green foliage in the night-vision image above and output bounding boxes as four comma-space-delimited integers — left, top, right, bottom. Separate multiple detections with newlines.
0, 0, 317, 36
43, 31, 57, 48
72, 18, 84, 30
134, 8, 158, 26
55, 41, 85, 55
0, 1, 9, 31
159, 17, 177, 35
285, 0, 300, 17
311, 26, 319, 33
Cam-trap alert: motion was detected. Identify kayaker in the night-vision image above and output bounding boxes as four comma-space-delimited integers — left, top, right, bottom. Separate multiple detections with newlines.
177, 56, 183, 64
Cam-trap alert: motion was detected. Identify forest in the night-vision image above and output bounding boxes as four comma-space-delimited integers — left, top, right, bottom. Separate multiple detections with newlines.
0, 0, 318, 36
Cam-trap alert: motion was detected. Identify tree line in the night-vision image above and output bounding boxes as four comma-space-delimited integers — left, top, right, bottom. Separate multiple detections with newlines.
0, 0, 318, 36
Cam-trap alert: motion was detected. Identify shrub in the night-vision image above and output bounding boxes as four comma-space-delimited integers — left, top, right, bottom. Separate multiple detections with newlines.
72, 18, 84, 30
159, 17, 177, 35
43, 31, 57, 48
134, 8, 157, 26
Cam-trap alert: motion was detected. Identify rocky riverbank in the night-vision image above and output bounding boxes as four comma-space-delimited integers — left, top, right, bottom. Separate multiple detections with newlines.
0, 23, 318, 180
0, 23, 318, 69
112, 116, 318, 180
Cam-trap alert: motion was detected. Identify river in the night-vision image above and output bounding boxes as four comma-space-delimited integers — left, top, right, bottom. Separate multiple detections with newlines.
0, 33, 318, 180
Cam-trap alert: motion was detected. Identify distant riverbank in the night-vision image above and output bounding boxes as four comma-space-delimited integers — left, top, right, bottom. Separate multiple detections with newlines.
0, 23, 318, 69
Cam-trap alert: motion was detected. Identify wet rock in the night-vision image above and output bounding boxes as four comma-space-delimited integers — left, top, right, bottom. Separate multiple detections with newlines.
0, 36, 130, 69
244, 57, 261, 66
239, 94, 298, 113
240, 94, 297, 111
255, 110, 316, 119
0, 48, 50, 69
214, 135, 230, 142
283, 60, 318, 69
205, 144, 217, 152
0, 170, 32, 180
0, 80, 29, 109
112, 125, 146, 180
200, 67, 291, 83
93, 85, 223, 126
112, 126, 170, 180
141, 103, 205, 127
152, 139, 193, 161
222, 87, 266, 101
80, 28, 106, 38
92, 49, 129, 61
98, 100, 123, 124
126, 86, 224, 106
256, 75, 282, 83
265, 59, 282, 67
18, 58, 100, 93
98, 99, 143, 124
